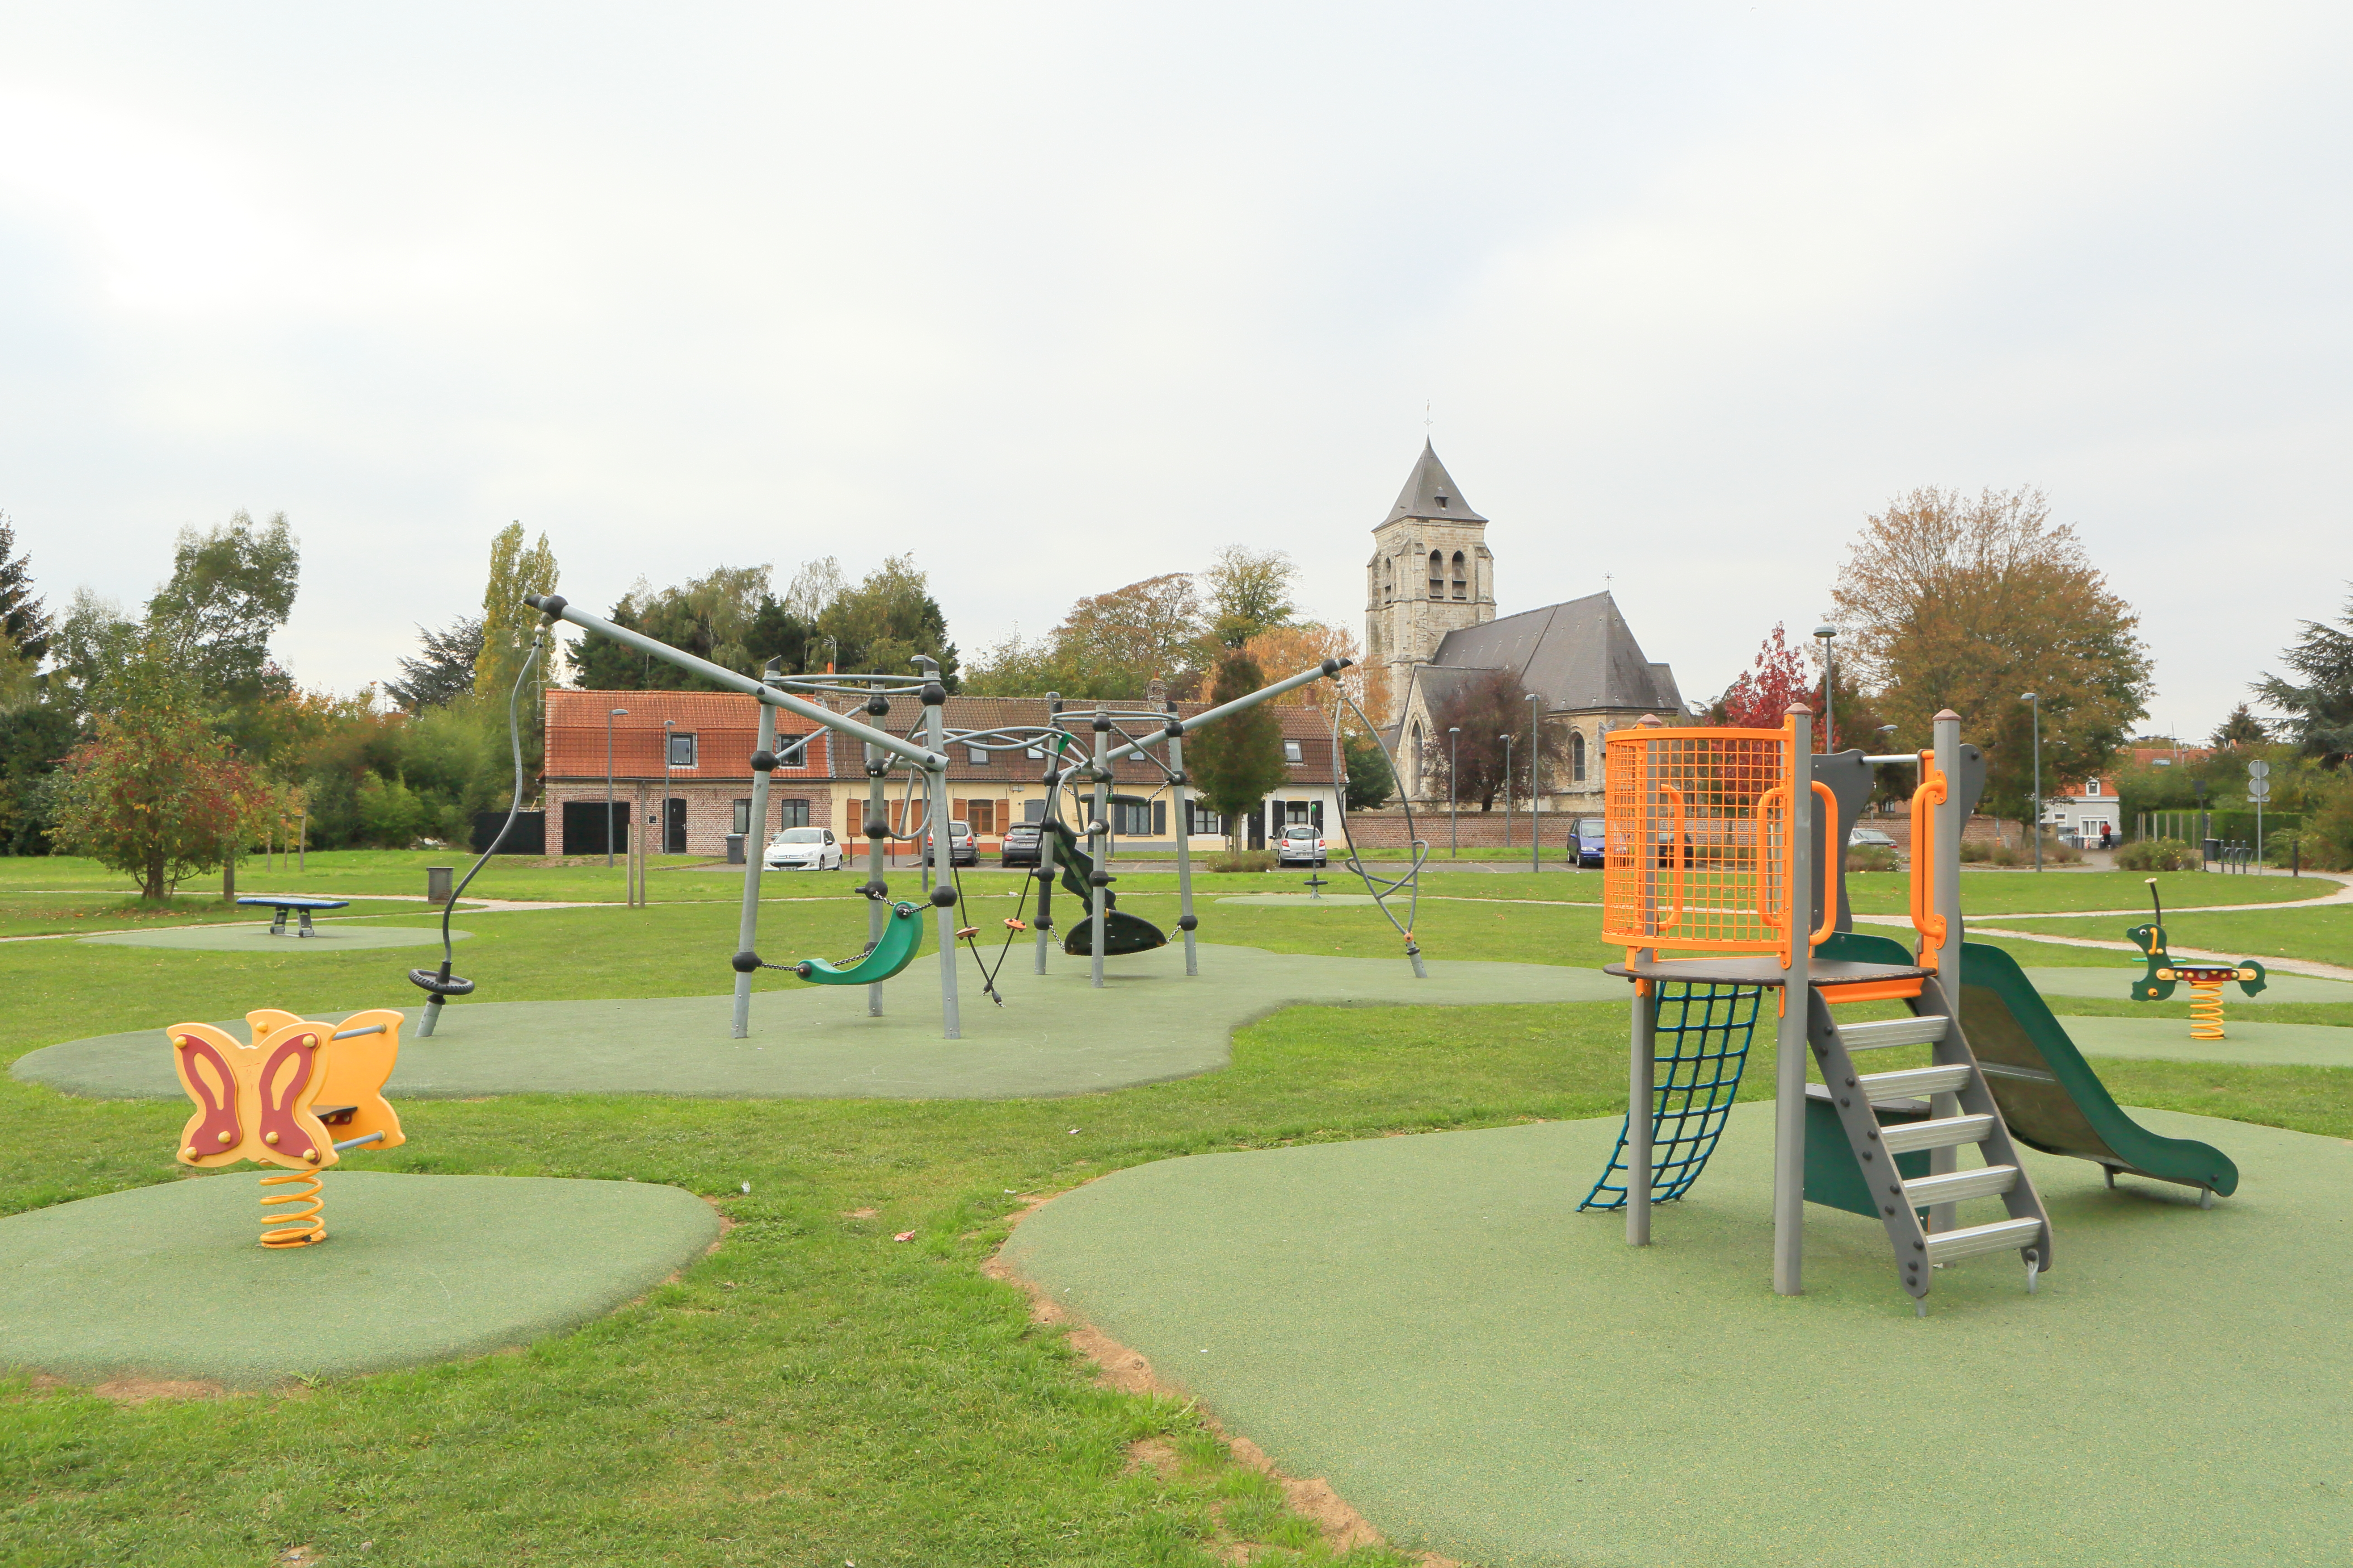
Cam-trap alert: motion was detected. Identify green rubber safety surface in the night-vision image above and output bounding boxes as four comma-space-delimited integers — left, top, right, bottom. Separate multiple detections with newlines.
1003, 1104, 2351, 1567
78, 923, 471, 952
2035, 1014, 2353, 1068
0, 1171, 718, 1391
12, 944, 1624, 1102
2022, 965, 2351, 1003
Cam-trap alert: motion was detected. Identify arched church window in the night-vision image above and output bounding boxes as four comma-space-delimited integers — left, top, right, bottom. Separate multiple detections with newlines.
1570, 730, 1586, 783
1408, 722, 1424, 793
1427, 552, 1444, 598
1382, 557, 1395, 603
1450, 551, 1467, 600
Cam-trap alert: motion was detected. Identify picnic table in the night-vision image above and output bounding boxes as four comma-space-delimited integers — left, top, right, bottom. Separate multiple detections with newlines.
237, 895, 351, 937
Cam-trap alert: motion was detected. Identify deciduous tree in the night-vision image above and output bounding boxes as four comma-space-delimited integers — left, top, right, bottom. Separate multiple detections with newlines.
1420, 669, 1562, 810
1202, 545, 1296, 647
146, 510, 300, 707
1187, 651, 1287, 851
49, 637, 261, 898
1715, 624, 1815, 731
1830, 486, 2151, 822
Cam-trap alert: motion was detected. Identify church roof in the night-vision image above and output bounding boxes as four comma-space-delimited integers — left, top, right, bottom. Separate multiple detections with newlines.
1424, 592, 1684, 714
1381, 440, 1487, 526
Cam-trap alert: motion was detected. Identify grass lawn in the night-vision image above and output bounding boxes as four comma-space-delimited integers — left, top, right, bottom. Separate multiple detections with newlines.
1991, 904, 2353, 972
2, 882, 2348, 1564
1844, 868, 2329, 915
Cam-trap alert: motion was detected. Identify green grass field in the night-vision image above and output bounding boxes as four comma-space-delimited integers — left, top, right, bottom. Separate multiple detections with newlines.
0, 861, 2347, 1565
1990, 904, 2353, 972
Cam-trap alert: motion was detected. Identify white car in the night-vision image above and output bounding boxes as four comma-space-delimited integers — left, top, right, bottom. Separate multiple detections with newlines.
765, 826, 844, 870
1850, 828, 1899, 850
1276, 823, 1329, 867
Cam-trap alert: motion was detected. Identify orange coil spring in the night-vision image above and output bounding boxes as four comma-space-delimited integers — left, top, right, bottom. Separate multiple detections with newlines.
2186, 979, 2226, 1041
259, 1168, 325, 1248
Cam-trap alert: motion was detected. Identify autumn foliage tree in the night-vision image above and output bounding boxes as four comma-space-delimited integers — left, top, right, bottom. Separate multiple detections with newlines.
1830, 486, 2151, 821
1419, 668, 1562, 810
1716, 623, 1817, 732
50, 638, 262, 899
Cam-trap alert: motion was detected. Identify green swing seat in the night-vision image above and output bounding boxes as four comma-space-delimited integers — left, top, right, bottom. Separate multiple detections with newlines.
794, 901, 927, 986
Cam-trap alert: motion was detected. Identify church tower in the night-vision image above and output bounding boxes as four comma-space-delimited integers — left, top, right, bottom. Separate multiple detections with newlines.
1364, 441, 1495, 728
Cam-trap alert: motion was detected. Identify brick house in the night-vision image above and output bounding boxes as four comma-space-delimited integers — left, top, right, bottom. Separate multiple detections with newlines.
543, 689, 1345, 859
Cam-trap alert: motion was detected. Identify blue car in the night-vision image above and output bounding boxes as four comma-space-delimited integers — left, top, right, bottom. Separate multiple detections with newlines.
1569, 816, 1605, 868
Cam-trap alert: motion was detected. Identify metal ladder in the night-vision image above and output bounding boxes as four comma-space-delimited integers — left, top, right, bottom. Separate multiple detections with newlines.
1806, 977, 2051, 1314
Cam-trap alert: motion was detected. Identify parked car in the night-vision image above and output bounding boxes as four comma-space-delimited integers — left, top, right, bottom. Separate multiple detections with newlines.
1276, 823, 1328, 867
1569, 816, 1605, 867
765, 825, 843, 871
1850, 827, 1898, 849
923, 819, 978, 867
1000, 823, 1043, 867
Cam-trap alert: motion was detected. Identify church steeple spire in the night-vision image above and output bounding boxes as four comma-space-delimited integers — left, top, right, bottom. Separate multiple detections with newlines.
1381, 440, 1488, 526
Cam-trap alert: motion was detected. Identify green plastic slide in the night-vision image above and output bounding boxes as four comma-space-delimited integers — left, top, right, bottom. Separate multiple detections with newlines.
794, 901, 926, 986
1956, 940, 2239, 1197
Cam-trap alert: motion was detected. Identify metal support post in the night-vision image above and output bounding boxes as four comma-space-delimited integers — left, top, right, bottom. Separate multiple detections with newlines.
1529, 693, 1543, 875
922, 676, 961, 1039
731, 668, 781, 1039
1773, 706, 1815, 1297
1089, 711, 1111, 989
1927, 708, 1966, 1234
1628, 971, 1656, 1246
1035, 698, 1063, 976
866, 739, 890, 1017
1168, 710, 1199, 976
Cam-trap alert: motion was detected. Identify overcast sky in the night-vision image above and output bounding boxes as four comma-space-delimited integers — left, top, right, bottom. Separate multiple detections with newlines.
2, 4, 2345, 737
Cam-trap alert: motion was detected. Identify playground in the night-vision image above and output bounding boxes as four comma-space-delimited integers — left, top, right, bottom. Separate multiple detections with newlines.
2, 621, 2350, 1564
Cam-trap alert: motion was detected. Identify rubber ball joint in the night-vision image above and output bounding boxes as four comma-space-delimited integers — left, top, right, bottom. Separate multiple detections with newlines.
1176, 914, 1198, 931
929, 885, 958, 907
729, 950, 762, 973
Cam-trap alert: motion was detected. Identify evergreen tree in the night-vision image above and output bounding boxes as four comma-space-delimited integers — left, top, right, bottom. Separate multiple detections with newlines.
2255, 586, 2353, 767
1342, 727, 1395, 811
0, 514, 51, 666
2210, 702, 2269, 750
1187, 651, 1286, 851
386, 615, 485, 710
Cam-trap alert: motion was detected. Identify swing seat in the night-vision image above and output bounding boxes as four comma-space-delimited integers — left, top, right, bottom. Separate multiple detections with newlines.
1062, 909, 1168, 957
795, 901, 926, 986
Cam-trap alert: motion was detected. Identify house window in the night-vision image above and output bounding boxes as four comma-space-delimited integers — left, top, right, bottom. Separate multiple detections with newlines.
667, 732, 698, 768
1571, 730, 1586, 783
1284, 800, 1313, 825
733, 799, 752, 835
1025, 743, 1045, 761
778, 798, 810, 829
1024, 799, 1046, 823
1186, 801, 1224, 837
957, 799, 999, 834
1110, 799, 1152, 836
1283, 740, 1303, 764
1451, 551, 1467, 600
776, 733, 811, 767
968, 744, 989, 766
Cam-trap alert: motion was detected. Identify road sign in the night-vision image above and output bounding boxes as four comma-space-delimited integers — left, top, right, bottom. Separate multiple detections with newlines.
2249, 780, 2272, 802
2248, 760, 2271, 780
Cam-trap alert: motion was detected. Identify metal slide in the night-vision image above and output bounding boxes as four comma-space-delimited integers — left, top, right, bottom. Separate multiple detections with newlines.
1955, 939, 2239, 1201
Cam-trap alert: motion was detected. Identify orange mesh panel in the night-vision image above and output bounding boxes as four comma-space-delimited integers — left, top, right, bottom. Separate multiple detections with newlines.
1601, 727, 1792, 955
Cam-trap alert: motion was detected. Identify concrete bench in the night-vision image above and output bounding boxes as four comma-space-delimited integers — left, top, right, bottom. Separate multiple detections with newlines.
236, 895, 351, 937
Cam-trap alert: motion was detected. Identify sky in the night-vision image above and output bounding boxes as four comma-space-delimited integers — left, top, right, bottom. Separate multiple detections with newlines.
0, 3, 2345, 739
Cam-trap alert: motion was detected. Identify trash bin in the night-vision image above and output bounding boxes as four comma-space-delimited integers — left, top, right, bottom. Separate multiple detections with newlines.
2202, 837, 2221, 868
725, 834, 746, 866
427, 866, 453, 905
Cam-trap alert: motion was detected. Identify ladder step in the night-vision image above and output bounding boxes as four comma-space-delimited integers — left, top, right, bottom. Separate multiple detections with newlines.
1857, 1064, 1971, 1101
1878, 1113, 1996, 1155
1903, 1164, 2019, 1206
1838, 1015, 1950, 1052
1924, 1215, 2044, 1265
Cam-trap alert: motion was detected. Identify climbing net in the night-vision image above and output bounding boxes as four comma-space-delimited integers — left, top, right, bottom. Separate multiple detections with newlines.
1578, 981, 1761, 1210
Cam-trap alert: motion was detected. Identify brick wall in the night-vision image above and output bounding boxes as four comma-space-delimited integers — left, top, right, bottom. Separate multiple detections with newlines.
1342, 809, 1579, 850
550, 783, 838, 857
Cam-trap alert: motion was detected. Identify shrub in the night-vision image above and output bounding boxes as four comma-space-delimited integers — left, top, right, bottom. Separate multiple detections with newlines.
2118, 837, 2197, 872
2296, 781, 2353, 872
1207, 849, 1275, 873
1848, 845, 1898, 873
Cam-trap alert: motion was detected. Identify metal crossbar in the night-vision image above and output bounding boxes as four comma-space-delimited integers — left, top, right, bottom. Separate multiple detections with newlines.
1579, 982, 1761, 1210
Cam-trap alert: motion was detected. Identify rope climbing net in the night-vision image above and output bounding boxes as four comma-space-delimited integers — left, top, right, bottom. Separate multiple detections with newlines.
1578, 981, 1761, 1211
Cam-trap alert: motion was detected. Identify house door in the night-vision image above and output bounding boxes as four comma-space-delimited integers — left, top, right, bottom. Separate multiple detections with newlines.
666, 798, 687, 855
1247, 803, 1266, 849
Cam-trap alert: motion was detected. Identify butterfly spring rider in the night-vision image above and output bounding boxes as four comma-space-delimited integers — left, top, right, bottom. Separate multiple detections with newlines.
169, 1008, 408, 1248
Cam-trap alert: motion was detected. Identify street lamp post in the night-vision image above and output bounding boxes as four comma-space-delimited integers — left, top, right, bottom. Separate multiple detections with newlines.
605, 708, 629, 868
662, 718, 676, 860
2021, 692, 2042, 872
1447, 727, 1460, 858
1528, 692, 1544, 875
1813, 624, 1841, 753
1498, 732, 1515, 850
